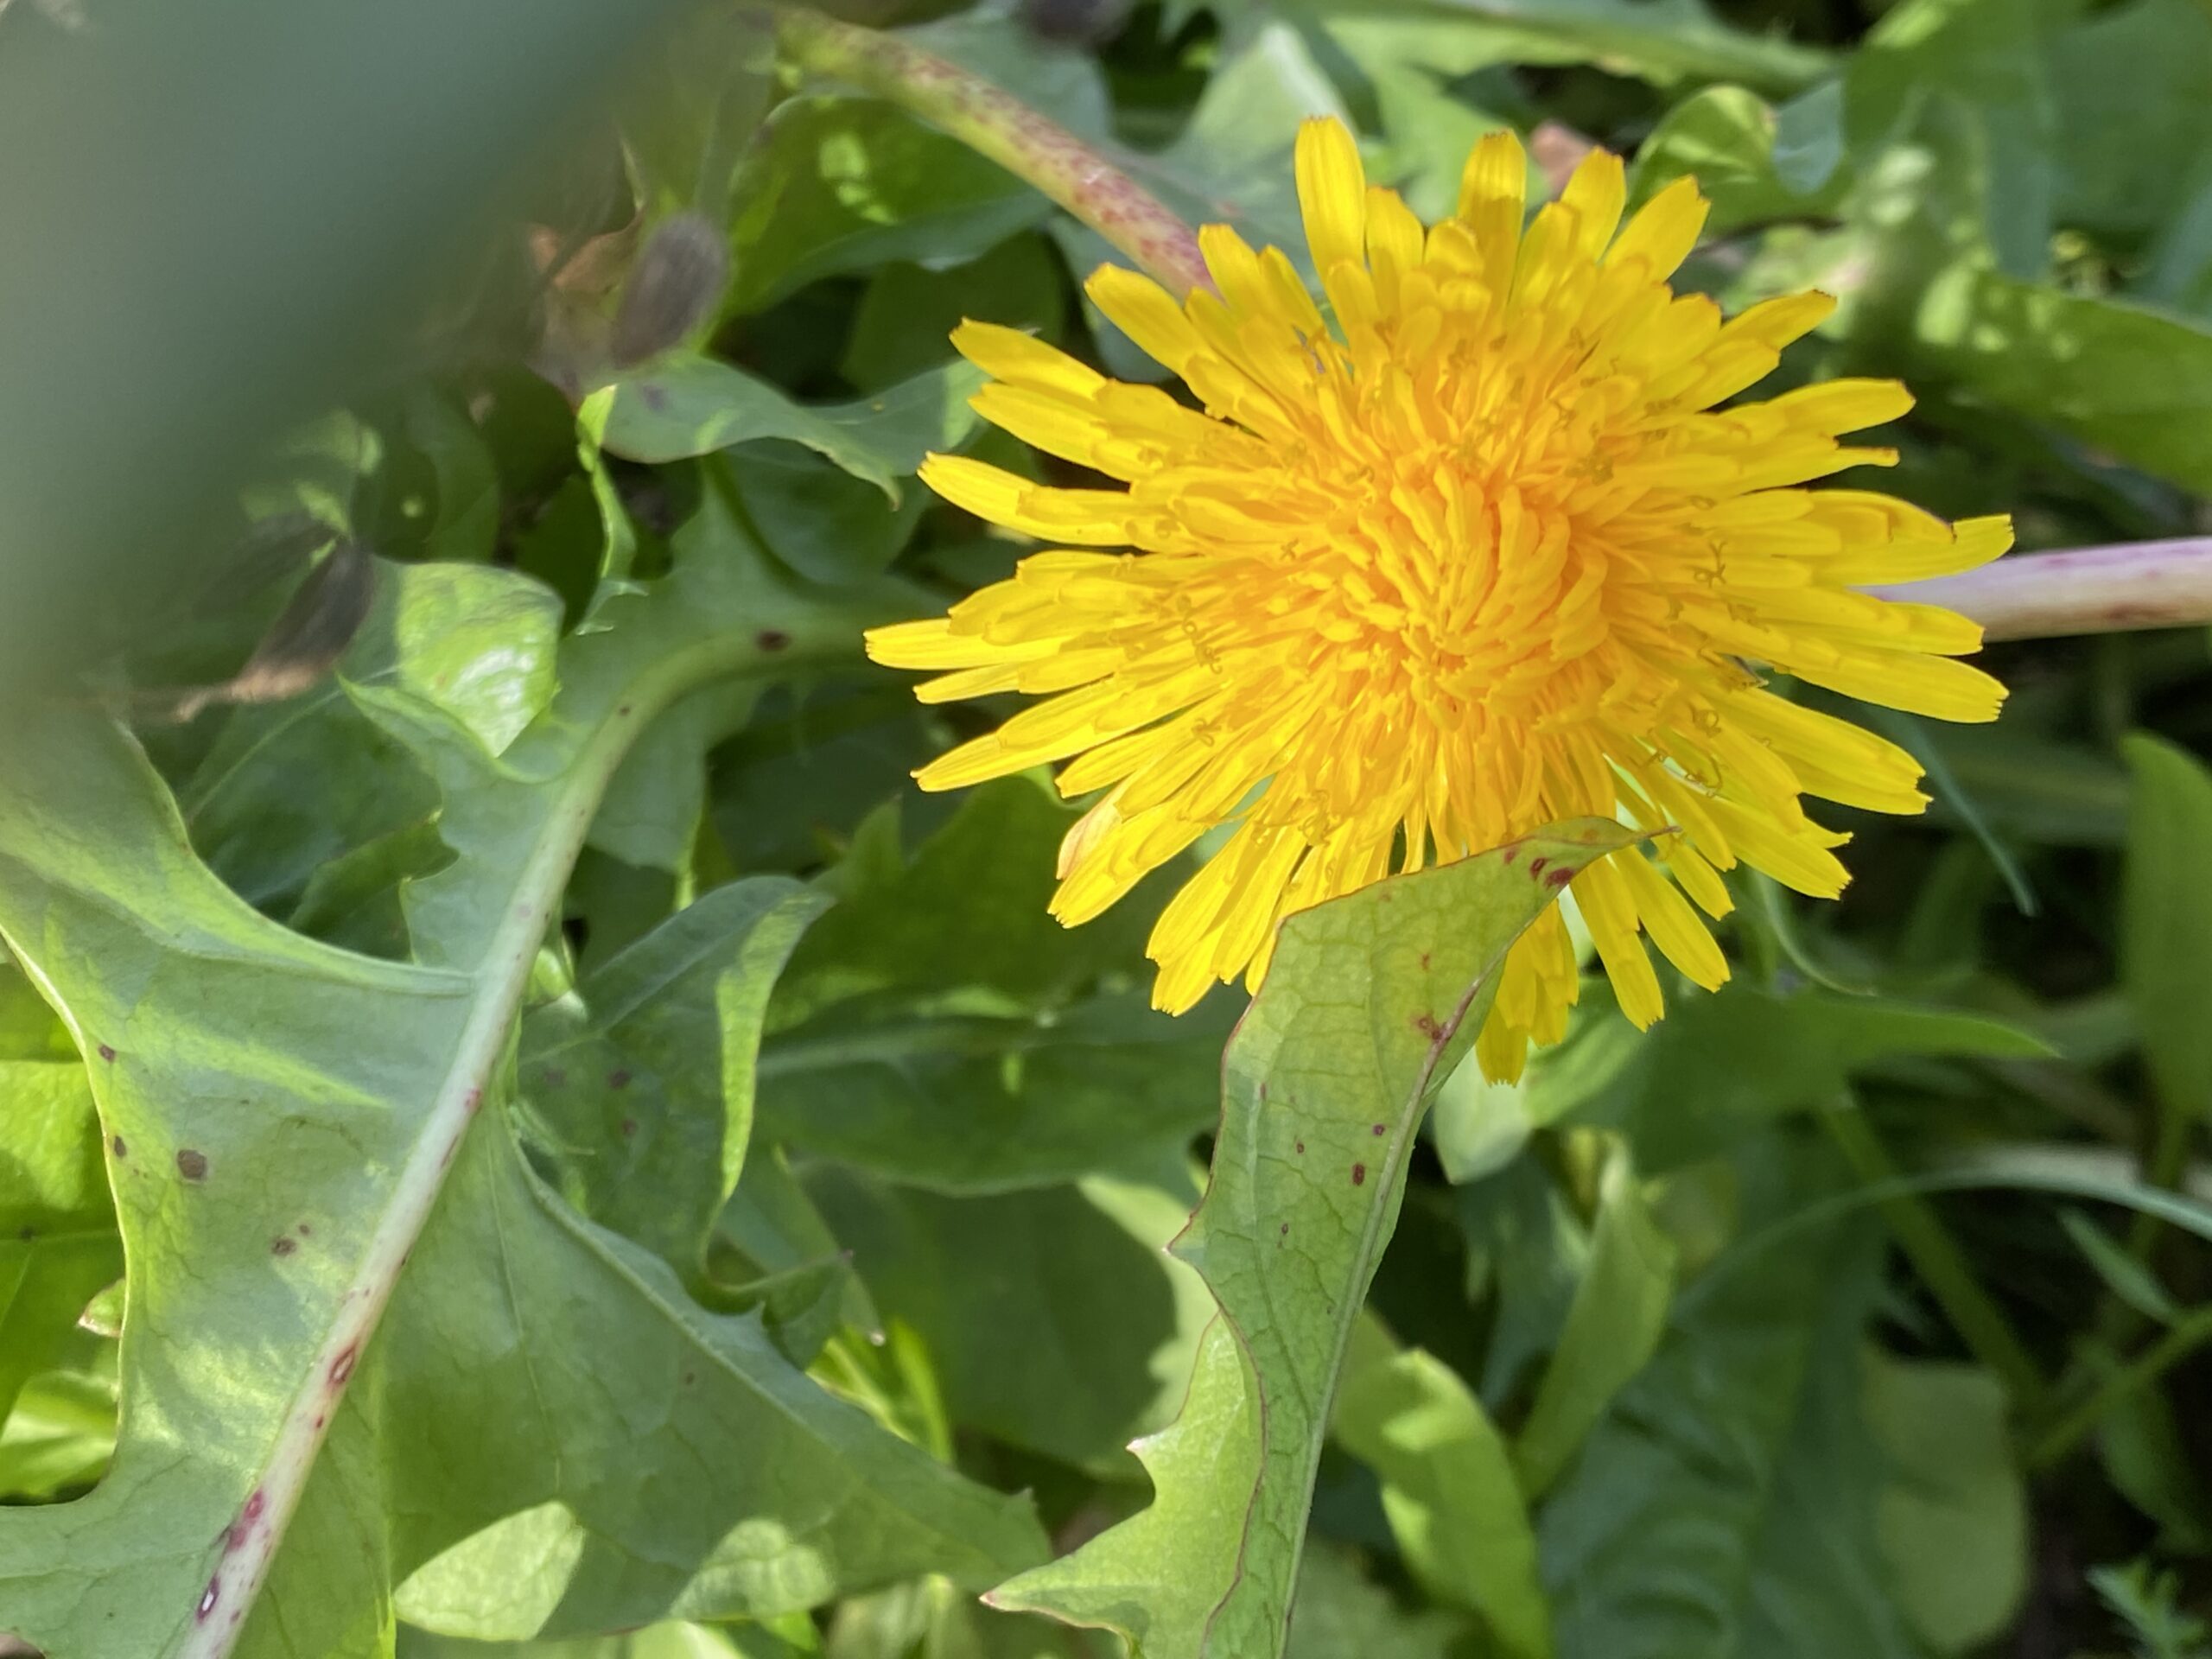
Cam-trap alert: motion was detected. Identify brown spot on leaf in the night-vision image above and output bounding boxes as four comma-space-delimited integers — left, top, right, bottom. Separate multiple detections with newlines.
607, 1069, 632, 1090
1371, 1123, 1387, 1136
1294, 1140, 1306, 1154
98, 1043, 116, 1062
197, 1581, 219, 1620
1547, 866, 1573, 888
756, 629, 790, 652
1501, 846, 1517, 864
1351, 1162, 1367, 1186
1527, 856, 1549, 878
620, 1118, 638, 1139
111, 1135, 126, 1157
271, 1236, 296, 1257
329, 1343, 359, 1386
176, 1148, 208, 1182
1411, 1013, 1442, 1039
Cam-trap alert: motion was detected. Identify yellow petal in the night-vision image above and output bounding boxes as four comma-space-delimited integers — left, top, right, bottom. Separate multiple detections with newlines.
1295, 117, 1369, 289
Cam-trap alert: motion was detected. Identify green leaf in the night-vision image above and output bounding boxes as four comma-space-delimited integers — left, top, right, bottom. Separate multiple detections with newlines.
1511, 1143, 1677, 1501
725, 447, 930, 587
1847, 0, 2060, 279
595, 358, 986, 502
1864, 1351, 2028, 1654
0, 507, 1038, 1654
521, 877, 830, 1280
2121, 734, 2212, 1120
736, 10, 1111, 321
1569, 988, 2051, 1171
1911, 269, 2212, 495
0, 1062, 121, 1429
758, 780, 1228, 1194
824, 1576, 1113, 1659
1629, 84, 1850, 232
2090, 1560, 2212, 1659
381, 1110, 1044, 1646
2047, 0, 2212, 250
1307, 0, 1832, 98
1539, 1160, 1916, 1659
184, 558, 563, 919
365, 390, 501, 566
2062, 1207, 2181, 1325
1282, 1543, 1466, 1659
990, 1317, 1261, 1649
806, 1161, 1216, 1469
843, 236, 1066, 393
0, 1356, 118, 1503
991, 821, 1638, 1659
1332, 1325, 1551, 1658
728, 101, 1046, 316
401, 1620, 760, 1658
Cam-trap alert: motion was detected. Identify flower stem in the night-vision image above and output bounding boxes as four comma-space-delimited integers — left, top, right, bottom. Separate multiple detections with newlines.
768, 6, 1212, 297
1866, 538, 2212, 641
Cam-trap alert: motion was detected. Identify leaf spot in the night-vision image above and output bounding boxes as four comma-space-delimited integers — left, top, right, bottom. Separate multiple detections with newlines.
328, 1343, 359, 1387
1546, 865, 1573, 888
197, 1582, 219, 1620
756, 629, 791, 652
620, 1117, 638, 1139
271, 1236, 296, 1257
1411, 1013, 1442, 1040
111, 1135, 127, 1157
607, 1069, 633, 1090
1351, 1162, 1367, 1186
176, 1148, 208, 1182
1370, 1122, 1386, 1136
98, 1043, 116, 1062
1527, 856, 1549, 878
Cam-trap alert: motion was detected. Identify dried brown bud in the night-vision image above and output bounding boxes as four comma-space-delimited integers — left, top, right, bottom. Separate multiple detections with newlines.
610, 212, 728, 367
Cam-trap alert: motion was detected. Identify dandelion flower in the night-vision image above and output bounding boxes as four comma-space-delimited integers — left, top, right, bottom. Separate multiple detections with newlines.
868, 117, 2009, 1080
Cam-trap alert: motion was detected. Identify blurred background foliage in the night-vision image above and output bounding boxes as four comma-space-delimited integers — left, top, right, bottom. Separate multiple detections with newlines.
3, 0, 2212, 1656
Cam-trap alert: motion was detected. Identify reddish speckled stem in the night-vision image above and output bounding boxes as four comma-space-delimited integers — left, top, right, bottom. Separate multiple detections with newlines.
772, 8, 1214, 298
1866, 538, 2212, 641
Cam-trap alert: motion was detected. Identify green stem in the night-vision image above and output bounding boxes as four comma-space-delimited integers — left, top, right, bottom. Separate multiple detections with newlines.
769, 6, 1213, 297
1819, 1097, 2049, 1413
2029, 1305, 2212, 1470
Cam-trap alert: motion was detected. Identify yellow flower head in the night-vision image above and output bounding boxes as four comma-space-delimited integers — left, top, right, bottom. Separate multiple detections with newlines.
868, 118, 2010, 1081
